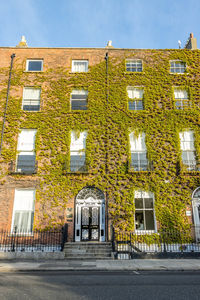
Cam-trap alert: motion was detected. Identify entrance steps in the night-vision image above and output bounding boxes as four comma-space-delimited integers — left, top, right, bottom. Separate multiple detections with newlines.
64, 242, 113, 260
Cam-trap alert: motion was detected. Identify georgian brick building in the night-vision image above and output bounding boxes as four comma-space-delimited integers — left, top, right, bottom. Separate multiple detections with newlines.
0, 34, 199, 243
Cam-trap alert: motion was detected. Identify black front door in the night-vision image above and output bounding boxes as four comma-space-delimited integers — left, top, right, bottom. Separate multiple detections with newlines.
81, 206, 99, 241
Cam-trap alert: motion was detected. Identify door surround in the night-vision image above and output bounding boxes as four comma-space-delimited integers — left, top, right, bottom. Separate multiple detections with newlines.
74, 187, 105, 242
192, 187, 200, 241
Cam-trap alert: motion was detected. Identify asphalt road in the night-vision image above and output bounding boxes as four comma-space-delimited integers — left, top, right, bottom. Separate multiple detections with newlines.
0, 271, 200, 300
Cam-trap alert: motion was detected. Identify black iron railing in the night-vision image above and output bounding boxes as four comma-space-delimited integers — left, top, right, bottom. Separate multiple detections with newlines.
9, 160, 38, 174
0, 225, 68, 252
112, 227, 200, 258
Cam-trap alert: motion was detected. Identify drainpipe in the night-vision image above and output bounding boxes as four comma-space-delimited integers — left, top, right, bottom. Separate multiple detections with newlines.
0, 53, 16, 155
105, 52, 109, 174
104, 51, 109, 241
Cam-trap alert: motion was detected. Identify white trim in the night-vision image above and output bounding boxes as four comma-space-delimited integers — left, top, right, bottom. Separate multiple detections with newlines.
192, 187, 200, 198
75, 188, 105, 242
71, 60, 88, 72
26, 59, 43, 72
126, 59, 143, 72
11, 189, 35, 233
169, 60, 187, 74
134, 190, 157, 233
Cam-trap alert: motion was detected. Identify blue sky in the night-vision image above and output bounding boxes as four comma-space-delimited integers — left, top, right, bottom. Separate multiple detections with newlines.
0, 0, 200, 49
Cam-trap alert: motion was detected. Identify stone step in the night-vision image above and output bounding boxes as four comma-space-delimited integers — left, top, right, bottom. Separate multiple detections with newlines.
63, 242, 112, 260
64, 252, 111, 256
65, 252, 111, 256
64, 256, 112, 260
64, 242, 112, 246
64, 246, 112, 251
64, 244, 112, 247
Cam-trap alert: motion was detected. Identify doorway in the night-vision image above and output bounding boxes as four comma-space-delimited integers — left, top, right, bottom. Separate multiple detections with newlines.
75, 187, 105, 242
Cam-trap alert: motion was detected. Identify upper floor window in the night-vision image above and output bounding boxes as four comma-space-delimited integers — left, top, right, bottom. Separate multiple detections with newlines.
22, 87, 41, 111
174, 88, 191, 109
16, 129, 37, 174
179, 130, 196, 171
170, 61, 186, 74
70, 131, 87, 172
135, 190, 156, 232
72, 60, 88, 72
26, 59, 43, 72
129, 132, 149, 171
126, 59, 142, 72
71, 90, 88, 111
127, 87, 144, 111
11, 189, 35, 233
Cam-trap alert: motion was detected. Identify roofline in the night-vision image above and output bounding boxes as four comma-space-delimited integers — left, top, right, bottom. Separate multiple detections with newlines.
0, 47, 198, 51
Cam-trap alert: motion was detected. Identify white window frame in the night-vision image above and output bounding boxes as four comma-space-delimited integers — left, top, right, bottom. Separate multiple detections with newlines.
70, 89, 88, 111
127, 86, 144, 111
192, 187, 200, 241
11, 189, 35, 234
26, 59, 43, 72
174, 88, 191, 109
170, 60, 186, 74
22, 87, 41, 111
72, 60, 88, 72
70, 131, 87, 172
179, 130, 196, 170
129, 132, 148, 171
16, 129, 37, 173
126, 59, 143, 72
134, 190, 157, 234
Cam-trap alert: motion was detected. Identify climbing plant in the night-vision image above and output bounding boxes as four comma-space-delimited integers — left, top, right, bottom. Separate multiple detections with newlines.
0, 49, 199, 233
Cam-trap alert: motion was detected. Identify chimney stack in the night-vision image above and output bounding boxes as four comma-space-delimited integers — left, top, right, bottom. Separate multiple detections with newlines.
16, 36, 28, 48
184, 33, 197, 50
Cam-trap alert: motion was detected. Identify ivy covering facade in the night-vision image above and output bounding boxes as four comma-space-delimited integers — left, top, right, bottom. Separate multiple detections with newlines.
0, 47, 199, 240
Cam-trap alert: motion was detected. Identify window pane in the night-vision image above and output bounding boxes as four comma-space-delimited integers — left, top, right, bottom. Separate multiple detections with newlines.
28, 61, 42, 71
129, 101, 143, 111
137, 100, 143, 110
17, 155, 36, 173
135, 212, 144, 230
175, 101, 182, 109
70, 131, 87, 151
17, 130, 37, 151
13, 212, 20, 232
23, 104, 40, 111
126, 60, 142, 72
135, 198, 143, 209
128, 101, 136, 110
70, 154, 86, 172
71, 100, 87, 110
145, 211, 155, 230
20, 212, 29, 232
72, 61, 88, 72
144, 198, 153, 208
170, 61, 186, 73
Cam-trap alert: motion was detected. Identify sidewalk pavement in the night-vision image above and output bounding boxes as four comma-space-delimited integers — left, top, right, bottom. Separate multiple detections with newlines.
0, 259, 200, 272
